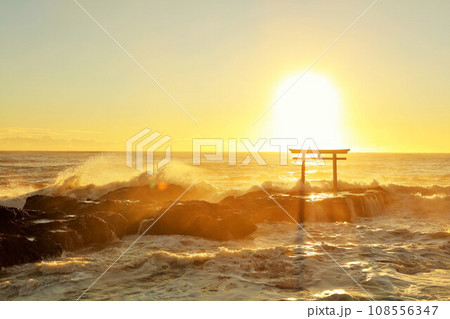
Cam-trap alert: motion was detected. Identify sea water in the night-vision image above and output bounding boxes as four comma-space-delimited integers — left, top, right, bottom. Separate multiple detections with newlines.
0, 152, 449, 300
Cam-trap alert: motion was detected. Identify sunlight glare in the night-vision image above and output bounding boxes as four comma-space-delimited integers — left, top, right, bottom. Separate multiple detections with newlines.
272, 73, 342, 148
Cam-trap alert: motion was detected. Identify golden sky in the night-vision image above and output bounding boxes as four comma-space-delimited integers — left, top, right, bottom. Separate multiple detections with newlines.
1, 0, 449, 152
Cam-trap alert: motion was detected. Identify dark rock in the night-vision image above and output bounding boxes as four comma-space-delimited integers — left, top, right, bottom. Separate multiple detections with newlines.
47, 229, 83, 251
141, 201, 257, 240
93, 211, 128, 238
220, 213, 258, 240
0, 205, 30, 222
1, 186, 388, 268
219, 192, 301, 223
220, 188, 388, 223
1, 198, 127, 267
0, 205, 30, 233
319, 293, 357, 301
0, 234, 62, 268
97, 184, 186, 202
67, 215, 116, 245
81, 200, 157, 230
24, 195, 88, 213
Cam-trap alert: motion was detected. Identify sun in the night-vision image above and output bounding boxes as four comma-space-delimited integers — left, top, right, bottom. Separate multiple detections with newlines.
271, 72, 342, 148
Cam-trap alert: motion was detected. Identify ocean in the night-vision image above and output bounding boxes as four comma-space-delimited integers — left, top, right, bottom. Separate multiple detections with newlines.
0, 151, 449, 300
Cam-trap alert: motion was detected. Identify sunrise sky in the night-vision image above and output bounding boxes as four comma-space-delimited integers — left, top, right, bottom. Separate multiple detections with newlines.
1, 0, 449, 152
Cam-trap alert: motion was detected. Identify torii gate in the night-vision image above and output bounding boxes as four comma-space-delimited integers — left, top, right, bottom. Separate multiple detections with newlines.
289, 148, 350, 192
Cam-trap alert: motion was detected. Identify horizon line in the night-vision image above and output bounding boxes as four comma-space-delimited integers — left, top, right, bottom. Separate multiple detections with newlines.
0, 150, 449, 155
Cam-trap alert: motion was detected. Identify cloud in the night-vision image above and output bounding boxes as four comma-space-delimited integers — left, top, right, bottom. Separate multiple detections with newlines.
0, 127, 115, 150
0, 127, 100, 137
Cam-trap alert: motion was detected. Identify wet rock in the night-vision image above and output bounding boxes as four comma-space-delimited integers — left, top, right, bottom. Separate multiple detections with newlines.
1, 187, 389, 268
141, 201, 257, 240
82, 200, 157, 232
47, 229, 83, 251
220, 188, 388, 223
0, 205, 32, 234
24, 195, 88, 213
98, 184, 186, 202
319, 293, 357, 301
93, 211, 128, 238
67, 215, 115, 245
0, 234, 62, 268
219, 213, 258, 240
1, 202, 122, 267
219, 192, 302, 223
23, 195, 152, 237
0, 205, 30, 223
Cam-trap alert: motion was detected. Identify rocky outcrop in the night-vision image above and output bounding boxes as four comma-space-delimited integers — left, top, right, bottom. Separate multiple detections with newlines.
97, 184, 187, 202
0, 202, 129, 268
1, 187, 388, 268
93, 211, 128, 238
24, 195, 88, 213
0, 234, 62, 268
139, 201, 257, 241
24, 195, 156, 234
219, 188, 388, 223
67, 214, 116, 245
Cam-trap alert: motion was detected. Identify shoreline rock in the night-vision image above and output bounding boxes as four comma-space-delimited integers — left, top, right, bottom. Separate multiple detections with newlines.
0, 187, 388, 268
